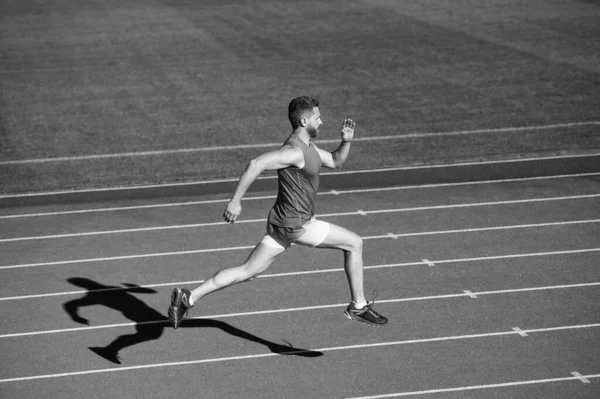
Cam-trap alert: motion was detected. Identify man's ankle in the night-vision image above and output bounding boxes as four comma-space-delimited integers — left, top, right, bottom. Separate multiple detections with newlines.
353, 300, 367, 309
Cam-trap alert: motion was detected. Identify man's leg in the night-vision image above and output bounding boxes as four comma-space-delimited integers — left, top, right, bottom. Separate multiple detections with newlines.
313, 223, 366, 306
302, 222, 387, 326
168, 241, 285, 328
189, 241, 285, 304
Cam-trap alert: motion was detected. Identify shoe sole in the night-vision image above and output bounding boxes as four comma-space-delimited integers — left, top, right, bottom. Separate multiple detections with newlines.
344, 310, 387, 327
168, 288, 187, 329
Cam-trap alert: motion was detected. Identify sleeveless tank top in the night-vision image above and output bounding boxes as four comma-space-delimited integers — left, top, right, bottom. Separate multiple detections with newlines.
267, 134, 322, 228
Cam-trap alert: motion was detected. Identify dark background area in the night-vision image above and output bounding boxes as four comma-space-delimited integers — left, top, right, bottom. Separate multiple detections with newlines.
1, 0, 599, 194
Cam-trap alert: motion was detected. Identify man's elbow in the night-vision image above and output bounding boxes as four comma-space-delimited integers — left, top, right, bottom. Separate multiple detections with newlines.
331, 156, 344, 169
247, 158, 265, 174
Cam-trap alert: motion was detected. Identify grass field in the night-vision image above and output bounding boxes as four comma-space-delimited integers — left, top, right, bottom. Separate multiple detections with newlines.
1, 0, 599, 194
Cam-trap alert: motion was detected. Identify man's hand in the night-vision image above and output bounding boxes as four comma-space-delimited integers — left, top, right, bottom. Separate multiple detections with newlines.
223, 200, 242, 224
341, 119, 355, 143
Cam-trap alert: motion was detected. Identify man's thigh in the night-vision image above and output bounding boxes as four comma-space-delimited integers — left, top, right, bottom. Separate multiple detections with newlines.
244, 240, 287, 273
305, 222, 361, 251
292, 219, 330, 248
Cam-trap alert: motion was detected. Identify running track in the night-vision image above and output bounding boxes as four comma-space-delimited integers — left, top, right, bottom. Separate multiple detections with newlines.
1, 170, 599, 398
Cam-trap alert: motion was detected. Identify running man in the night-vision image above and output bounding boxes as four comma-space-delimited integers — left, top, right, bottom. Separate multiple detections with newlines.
168, 96, 388, 328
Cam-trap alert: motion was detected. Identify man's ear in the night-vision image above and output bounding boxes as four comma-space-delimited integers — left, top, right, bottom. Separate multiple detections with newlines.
299, 116, 308, 127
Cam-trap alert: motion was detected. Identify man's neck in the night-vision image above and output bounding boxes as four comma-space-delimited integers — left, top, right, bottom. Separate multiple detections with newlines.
292, 129, 311, 145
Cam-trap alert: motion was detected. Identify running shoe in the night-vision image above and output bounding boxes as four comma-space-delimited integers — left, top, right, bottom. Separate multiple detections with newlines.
168, 288, 192, 329
344, 301, 388, 326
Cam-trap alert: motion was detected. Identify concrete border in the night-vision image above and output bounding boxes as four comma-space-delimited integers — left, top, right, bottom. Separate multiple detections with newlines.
1, 154, 599, 208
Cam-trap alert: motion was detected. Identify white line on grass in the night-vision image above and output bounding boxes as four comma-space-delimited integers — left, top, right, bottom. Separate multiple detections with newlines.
2, 247, 598, 301
2, 218, 599, 270
2, 194, 599, 242
344, 373, 600, 398
0, 323, 598, 383
1, 122, 597, 165
2, 172, 599, 219
1, 282, 598, 339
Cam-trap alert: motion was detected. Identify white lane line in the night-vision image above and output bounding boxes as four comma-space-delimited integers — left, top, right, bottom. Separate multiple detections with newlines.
0, 244, 256, 270
2, 172, 598, 219
2, 219, 599, 270
353, 194, 600, 216
2, 154, 599, 201
0, 218, 265, 243
512, 327, 528, 337
2, 247, 598, 302
0, 196, 269, 219
1, 323, 598, 383
2, 282, 598, 339
345, 373, 600, 398
363, 219, 600, 240
571, 372, 592, 384
2, 194, 599, 242
2, 122, 597, 165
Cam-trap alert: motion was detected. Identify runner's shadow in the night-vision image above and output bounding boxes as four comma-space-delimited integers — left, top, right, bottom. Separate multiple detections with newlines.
62, 278, 323, 364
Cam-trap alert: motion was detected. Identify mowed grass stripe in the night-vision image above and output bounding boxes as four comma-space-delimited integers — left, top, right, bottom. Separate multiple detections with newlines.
2, 122, 597, 165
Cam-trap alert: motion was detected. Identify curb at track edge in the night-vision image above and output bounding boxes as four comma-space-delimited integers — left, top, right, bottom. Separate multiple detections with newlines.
1, 154, 599, 208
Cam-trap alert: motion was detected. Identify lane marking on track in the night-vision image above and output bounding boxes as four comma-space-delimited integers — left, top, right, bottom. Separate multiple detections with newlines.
2, 218, 599, 270
2, 154, 599, 201
1, 282, 598, 339
0, 323, 598, 383
1, 247, 598, 301
512, 327, 528, 337
363, 219, 600, 240
2, 172, 598, 219
2, 193, 600, 242
1, 122, 597, 165
344, 372, 600, 398
571, 372, 592, 384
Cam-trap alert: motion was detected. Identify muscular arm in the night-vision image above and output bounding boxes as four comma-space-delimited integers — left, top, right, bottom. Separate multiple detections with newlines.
317, 119, 356, 169
223, 146, 304, 223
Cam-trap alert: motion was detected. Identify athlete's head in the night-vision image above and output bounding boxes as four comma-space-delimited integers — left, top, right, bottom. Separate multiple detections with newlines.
288, 96, 321, 137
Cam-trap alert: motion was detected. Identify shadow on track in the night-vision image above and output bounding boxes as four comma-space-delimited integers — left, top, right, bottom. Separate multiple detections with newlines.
62, 278, 323, 364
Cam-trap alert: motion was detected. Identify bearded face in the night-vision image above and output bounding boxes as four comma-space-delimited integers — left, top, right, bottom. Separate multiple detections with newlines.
305, 107, 322, 138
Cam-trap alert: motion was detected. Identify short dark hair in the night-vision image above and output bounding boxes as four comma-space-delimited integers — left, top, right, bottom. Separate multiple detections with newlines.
288, 96, 319, 129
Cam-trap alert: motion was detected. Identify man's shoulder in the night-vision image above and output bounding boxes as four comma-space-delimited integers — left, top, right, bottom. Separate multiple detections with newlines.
272, 143, 304, 169
280, 141, 303, 155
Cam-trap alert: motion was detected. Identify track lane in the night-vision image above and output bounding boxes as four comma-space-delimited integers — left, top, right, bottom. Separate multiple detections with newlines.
1, 194, 599, 267
1, 175, 599, 398
2, 174, 599, 237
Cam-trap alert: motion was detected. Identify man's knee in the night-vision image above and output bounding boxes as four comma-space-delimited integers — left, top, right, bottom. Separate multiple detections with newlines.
241, 261, 267, 280
347, 235, 363, 253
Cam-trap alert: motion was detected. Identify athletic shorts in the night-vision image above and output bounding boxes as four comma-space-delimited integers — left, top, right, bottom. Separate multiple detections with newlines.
261, 218, 330, 249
